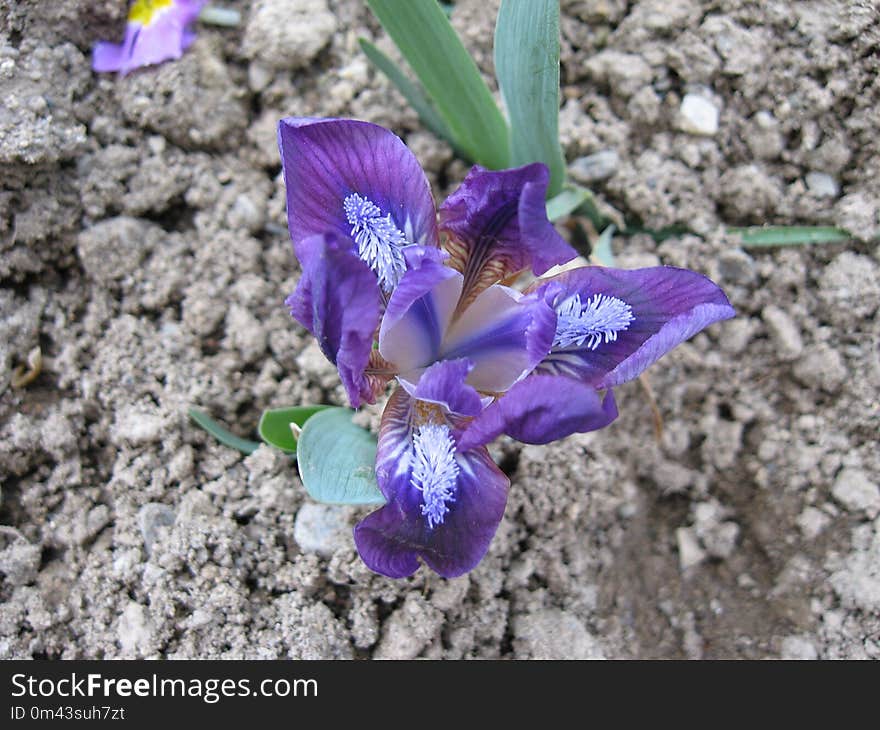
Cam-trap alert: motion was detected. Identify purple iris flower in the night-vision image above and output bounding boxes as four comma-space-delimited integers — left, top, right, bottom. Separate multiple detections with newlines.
278, 118, 735, 579
92, 0, 205, 76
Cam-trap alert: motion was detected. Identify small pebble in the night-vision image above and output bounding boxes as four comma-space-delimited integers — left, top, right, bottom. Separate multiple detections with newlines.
805, 171, 839, 198
832, 469, 880, 518
679, 93, 719, 136
569, 150, 620, 183
293, 503, 351, 557
762, 305, 803, 361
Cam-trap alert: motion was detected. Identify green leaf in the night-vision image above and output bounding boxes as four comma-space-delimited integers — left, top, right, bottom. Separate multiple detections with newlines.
359, 38, 457, 148
258, 405, 332, 454
494, 0, 566, 196
546, 186, 591, 221
296, 408, 385, 506
188, 408, 261, 455
366, 0, 510, 169
731, 226, 852, 247
546, 182, 609, 231
592, 224, 617, 266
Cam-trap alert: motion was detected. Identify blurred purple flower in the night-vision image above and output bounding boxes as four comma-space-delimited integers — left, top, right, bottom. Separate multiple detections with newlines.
278, 117, 735, 579
92, 0, 205, 76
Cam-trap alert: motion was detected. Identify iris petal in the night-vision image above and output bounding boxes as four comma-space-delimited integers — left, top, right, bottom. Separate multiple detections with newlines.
92, 0, 205, 75
354, 375, 509, 579
438, 164, 576, 306
440, 285, 556, 393
534, 266, 735, 388
400, 359, 483, 418
460, 375, 618, 448
278, 118, 439, 276
285, 233, 381, 408
379, 261, 463, 375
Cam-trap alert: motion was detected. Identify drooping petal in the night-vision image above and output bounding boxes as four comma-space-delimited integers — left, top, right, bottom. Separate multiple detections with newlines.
439, 164, 576, 306
439, 285, 556, 393
459, 375, 618, 449
378, 261, 463, 376
354, 387, 509, 579
285, 233, 381, 407
534, 266, 735, 389
92, 0, 205, 76
278, 118, 439, 290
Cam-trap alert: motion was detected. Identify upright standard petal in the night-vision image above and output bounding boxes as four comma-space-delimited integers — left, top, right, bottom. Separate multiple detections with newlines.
378, 260, 463, 377
440, 285, 556, 393
285, 233, 381, 407
354, 380, 509, 579
278, 118, 439, 292
534, 266, 735, 389
92, 0, 204, 75
459, 375, 618, 448
438, 164, 576, 306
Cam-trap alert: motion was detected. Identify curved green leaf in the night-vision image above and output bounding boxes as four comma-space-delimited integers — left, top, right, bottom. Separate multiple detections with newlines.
367, 0, 510, 169
188, 408, 260, 455
296, 408, 385, 506
359, 38, 456, 147
495, 0, 566, 196
258, 405, 332, 454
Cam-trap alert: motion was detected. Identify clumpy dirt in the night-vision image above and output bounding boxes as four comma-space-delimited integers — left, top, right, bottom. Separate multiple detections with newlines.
1, 0, 878, 659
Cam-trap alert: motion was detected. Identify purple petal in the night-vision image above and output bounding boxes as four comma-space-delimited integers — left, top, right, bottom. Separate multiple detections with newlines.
401, 359, 483, 418
355, 389, 509, 578
92, 1, 204, 76
534, 266, 735, 389
285, 233, 381, 407
277, 118, 439, 257
439, 164, 576, 305
460, 375, 618, 449
439, 286, 556, 393
378, 260, 463, 376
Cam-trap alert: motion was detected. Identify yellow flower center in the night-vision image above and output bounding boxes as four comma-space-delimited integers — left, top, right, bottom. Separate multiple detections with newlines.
128, 0, 174, 26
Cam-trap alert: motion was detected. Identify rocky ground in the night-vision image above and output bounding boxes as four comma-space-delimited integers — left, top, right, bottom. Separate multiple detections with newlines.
1, 0, 878, 659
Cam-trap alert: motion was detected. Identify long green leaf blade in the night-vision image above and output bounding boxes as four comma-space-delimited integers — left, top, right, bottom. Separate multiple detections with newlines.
731, 226, 852, 247
188, 408, 261, 455
296, 408, 385, 506
495, 0, 566, 196
359, 38, 456, 146
366, 0, 510, 168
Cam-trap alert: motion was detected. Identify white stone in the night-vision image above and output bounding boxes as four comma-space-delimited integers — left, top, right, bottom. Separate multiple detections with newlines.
832, 468, 880, 518
676, 527, 706, 570
293, 503, 352, 557
780, 635, 818, 660
679, 93, 719, 136
569, 150, 620, 183
796, 506, 831, 539
805, 171, 839, 198
111, 406, 166, 446
117, 602, 154, 657
762, 305, 803, 361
